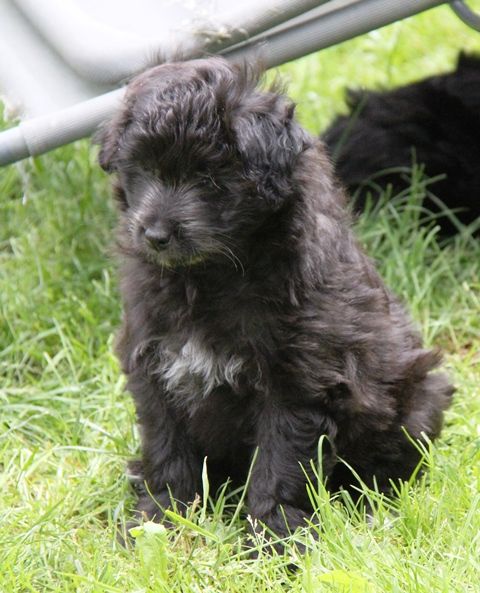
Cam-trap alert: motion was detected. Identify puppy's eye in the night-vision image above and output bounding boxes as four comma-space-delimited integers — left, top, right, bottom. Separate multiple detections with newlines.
119, 169, 138, 188
117, 170, 145, 205
198, 175, 222, 192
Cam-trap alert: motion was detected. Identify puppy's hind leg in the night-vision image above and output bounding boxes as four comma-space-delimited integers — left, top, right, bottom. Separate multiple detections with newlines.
353, 372, 453, 494
247, 404, 337, 548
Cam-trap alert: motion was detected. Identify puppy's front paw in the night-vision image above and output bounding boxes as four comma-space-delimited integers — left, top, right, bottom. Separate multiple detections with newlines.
248, 504, 311, 555
126, 458, 144, 481
135, 490, 173, 522
117, 490, 173, 548
125, 459, 147, 496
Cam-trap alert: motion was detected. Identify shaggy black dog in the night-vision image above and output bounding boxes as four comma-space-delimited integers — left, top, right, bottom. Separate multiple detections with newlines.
97, 57, 453, 542
322, 53, 480, 235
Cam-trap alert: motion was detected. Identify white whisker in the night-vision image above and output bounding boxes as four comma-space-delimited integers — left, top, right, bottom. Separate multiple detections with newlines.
214, 240, 246, 276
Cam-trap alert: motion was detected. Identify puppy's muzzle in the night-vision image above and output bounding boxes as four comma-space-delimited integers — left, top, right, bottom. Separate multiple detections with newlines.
144, 225, 172, 252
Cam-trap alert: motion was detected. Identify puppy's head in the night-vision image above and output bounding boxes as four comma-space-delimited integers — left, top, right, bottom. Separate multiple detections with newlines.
96, 57, 311, 267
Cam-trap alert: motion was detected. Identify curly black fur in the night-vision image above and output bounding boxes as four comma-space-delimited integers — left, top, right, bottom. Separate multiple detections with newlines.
322, 53, 480, 235
96, 57, 453, 541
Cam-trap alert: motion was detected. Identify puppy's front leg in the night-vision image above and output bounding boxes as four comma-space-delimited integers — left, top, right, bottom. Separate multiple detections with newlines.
129, 374, 200, 522
248, 404, 336, 541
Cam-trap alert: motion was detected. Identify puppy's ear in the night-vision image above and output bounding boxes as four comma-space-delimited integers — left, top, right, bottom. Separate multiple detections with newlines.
112, 179, 129, 211
232, 95, 311, 208
456, 51, 480, 70
96, 124, 119, 173
94, 107, 132, 173
449, 53, 480, 111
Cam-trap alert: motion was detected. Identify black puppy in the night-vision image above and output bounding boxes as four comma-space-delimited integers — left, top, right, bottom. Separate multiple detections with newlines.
97, 57, 453, 542
322, 53, 480, 235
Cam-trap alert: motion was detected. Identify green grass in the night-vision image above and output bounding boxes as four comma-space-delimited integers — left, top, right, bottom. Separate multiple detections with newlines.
1, 3, 480, 592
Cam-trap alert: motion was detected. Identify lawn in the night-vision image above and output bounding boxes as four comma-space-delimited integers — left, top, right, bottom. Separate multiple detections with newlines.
1, 3, 480, 592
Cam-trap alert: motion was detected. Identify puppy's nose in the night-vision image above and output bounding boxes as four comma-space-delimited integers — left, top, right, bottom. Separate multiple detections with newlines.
144, 226, 172, 251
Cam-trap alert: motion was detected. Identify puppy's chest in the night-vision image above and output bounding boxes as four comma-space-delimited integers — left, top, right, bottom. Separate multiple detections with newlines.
154, 331, 258, 404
